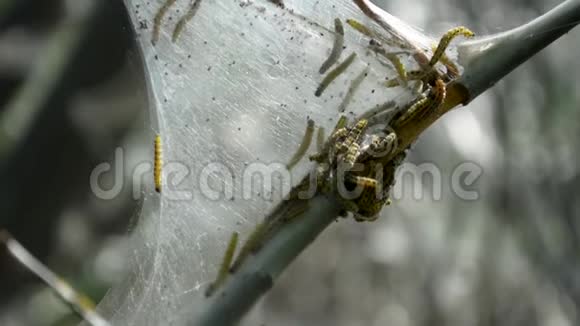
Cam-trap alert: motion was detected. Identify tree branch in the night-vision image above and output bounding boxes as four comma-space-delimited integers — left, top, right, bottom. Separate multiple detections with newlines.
195, 194, 341, 326
458, 0, 580, 101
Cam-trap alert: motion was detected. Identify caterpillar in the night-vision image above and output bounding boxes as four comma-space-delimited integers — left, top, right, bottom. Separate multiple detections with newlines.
205, 232, 239, 297
154, 134, 162, 193
172, 0, 203, 43
337, 66, 369, 113
319, 18, 345, 74
429, 26, 474, 67
316, 126, 326, 152
286, 119, 315, 170
152, 0, 178, 45
315, 52, 357, 97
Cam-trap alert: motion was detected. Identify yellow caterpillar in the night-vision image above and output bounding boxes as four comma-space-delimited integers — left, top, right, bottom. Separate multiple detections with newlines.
154, 134, 162, 193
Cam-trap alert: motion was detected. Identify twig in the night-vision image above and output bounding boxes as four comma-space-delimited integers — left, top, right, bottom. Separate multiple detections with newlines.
0, 230, 111, 326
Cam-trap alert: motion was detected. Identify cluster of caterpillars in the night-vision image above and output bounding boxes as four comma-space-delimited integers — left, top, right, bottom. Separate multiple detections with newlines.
287, 18, 474, 221
149, 1, 474, 297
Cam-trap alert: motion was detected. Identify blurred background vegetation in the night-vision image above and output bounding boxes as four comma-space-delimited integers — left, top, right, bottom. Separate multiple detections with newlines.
0, 0, 579, 325
0, 0, 145, 324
